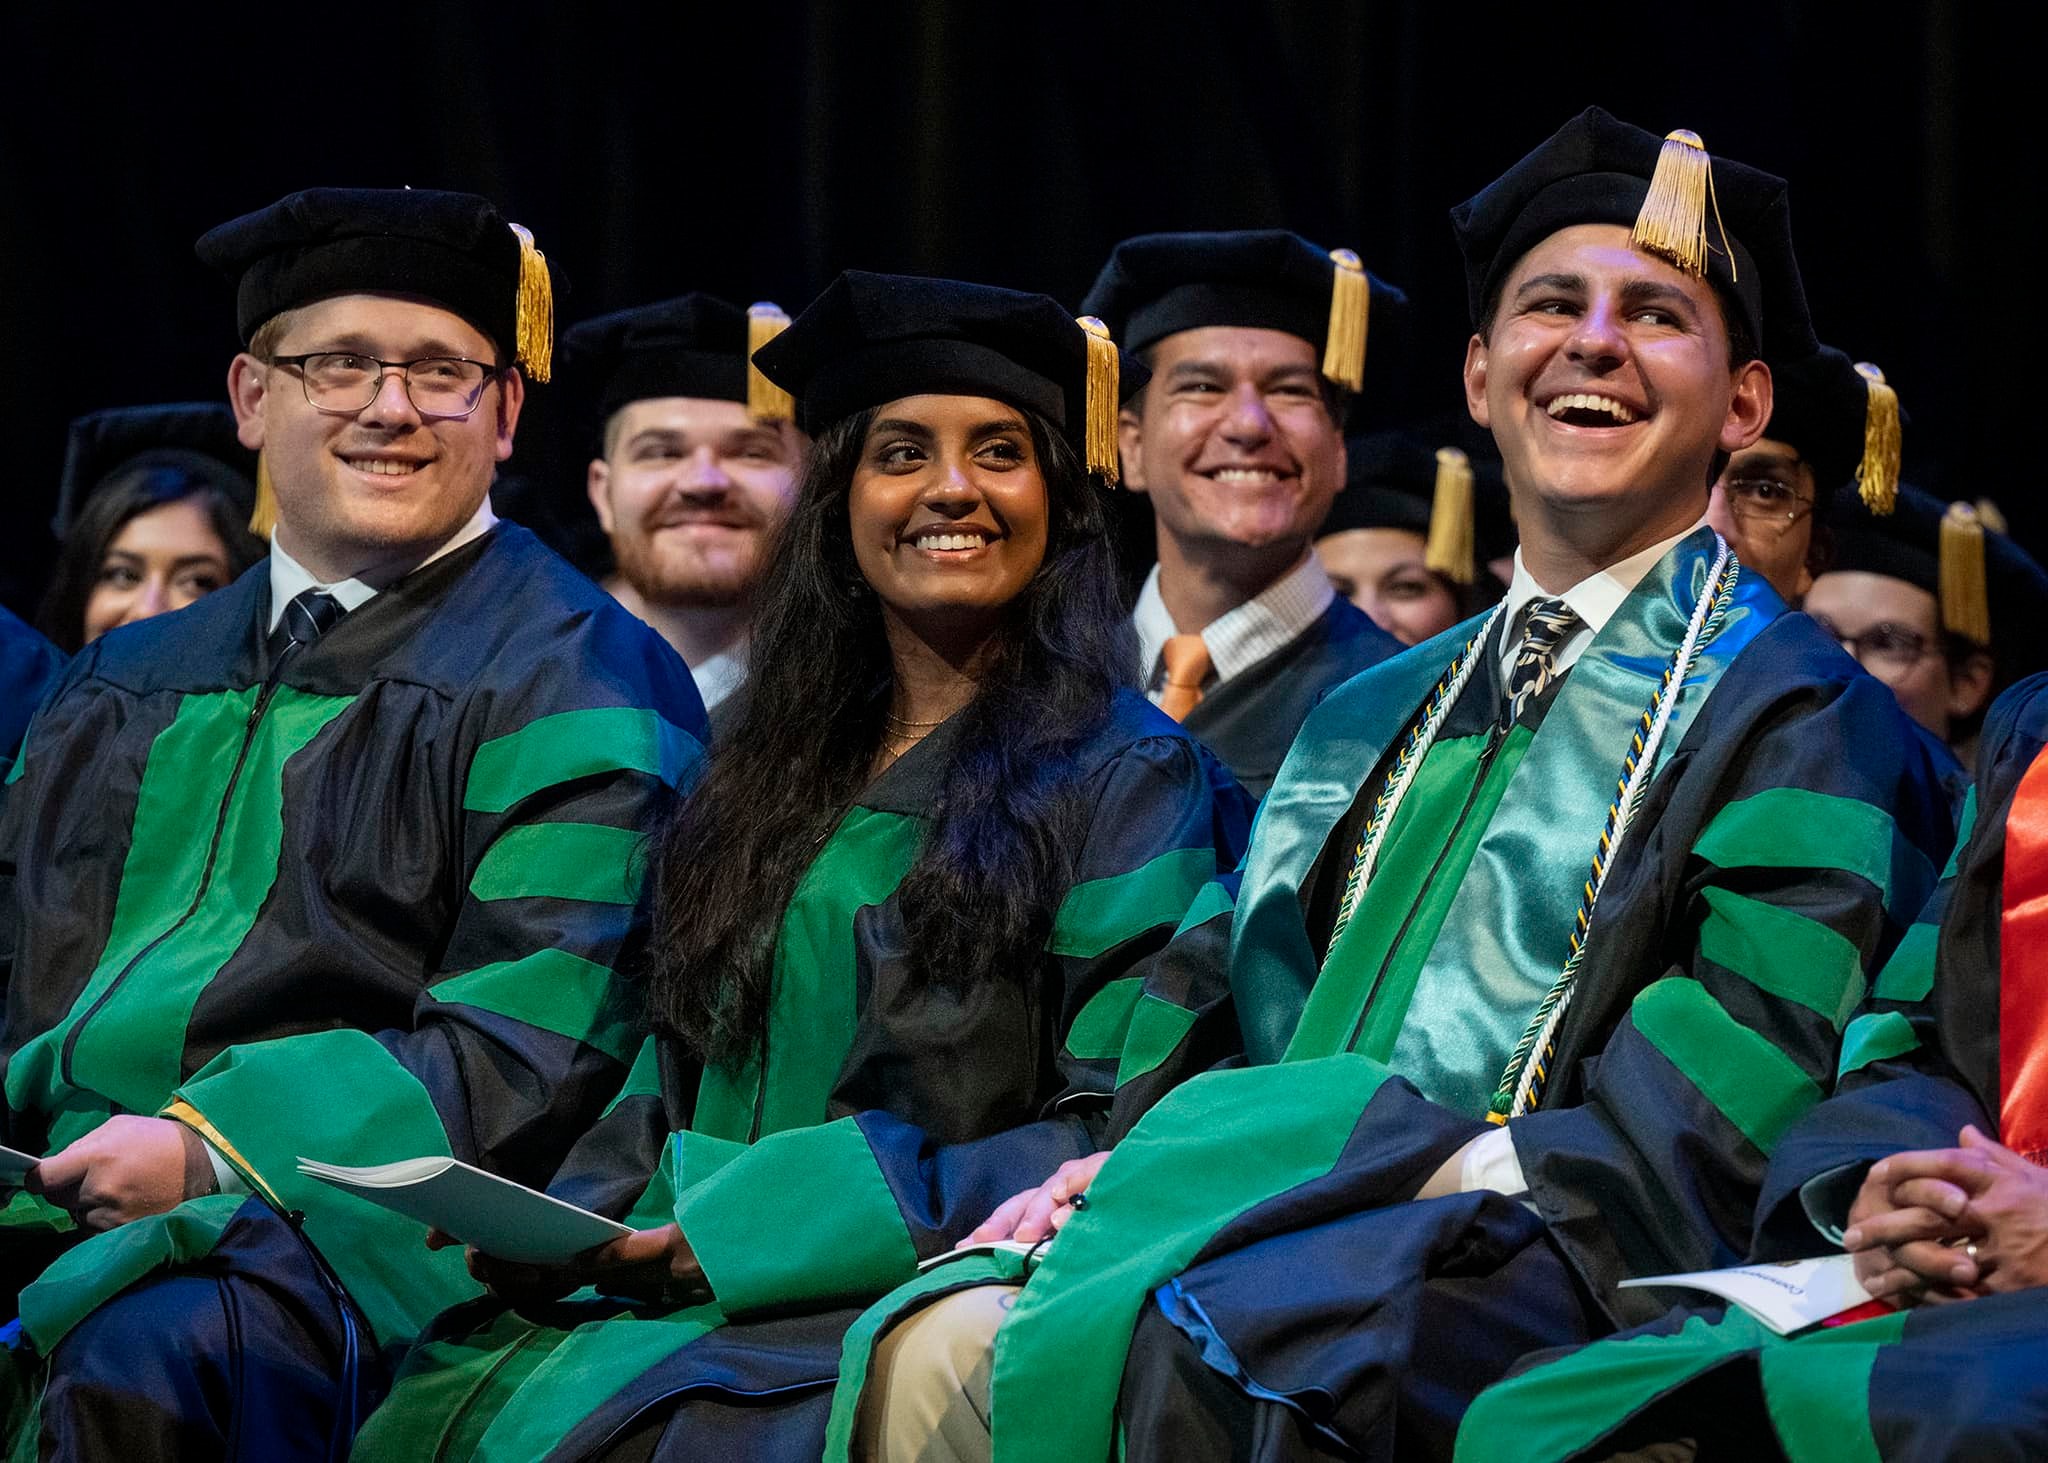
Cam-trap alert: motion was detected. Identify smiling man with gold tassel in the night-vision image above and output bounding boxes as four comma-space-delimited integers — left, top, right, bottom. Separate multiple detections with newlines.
840, 108, 1961, 1463
0, 188, 707, 1459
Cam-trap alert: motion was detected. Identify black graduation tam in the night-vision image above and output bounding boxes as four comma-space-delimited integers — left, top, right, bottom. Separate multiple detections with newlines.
561, 293, 799, 427
195, 187, 558, 381
1449, 106, 1816, 362
1822, 482, 2048, 654
1079, 230, 1405, 392
750, 271, 1148, 482
1319, 428, 1503, 585
1764, 347, 1903, 515
54, 403, 256, 540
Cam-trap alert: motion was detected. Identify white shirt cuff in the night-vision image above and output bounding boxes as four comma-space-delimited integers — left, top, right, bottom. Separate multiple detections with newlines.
206, 1142, 249, 1197
1459, 1125, 1530, 1198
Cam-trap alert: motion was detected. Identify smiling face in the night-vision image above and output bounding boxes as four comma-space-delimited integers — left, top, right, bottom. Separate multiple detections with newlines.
228, 293, 525, 582
1121, 326, 1346, 565
847, 394, 1050, 646
1464, 224, 1769, 564
81, 497, 236, 643
1314, 526, 1462, 646
589, 397, 802, 609
1706, 436, 1817, 601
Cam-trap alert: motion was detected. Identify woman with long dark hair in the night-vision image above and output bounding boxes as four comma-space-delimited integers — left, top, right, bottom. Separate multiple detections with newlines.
36, 403, 265, 653
355, 273, 1253, 1462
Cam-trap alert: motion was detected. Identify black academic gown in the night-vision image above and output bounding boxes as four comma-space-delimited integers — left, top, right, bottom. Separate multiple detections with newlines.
348, 690, 1255, 1462
1455, 673, 2048, 1463
0, 525, 707, 1459
1180, 597, 1400, 799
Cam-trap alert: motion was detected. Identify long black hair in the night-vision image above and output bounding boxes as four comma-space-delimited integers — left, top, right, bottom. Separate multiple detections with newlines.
646, 403, 1137, 1069
36, 464, 265, 653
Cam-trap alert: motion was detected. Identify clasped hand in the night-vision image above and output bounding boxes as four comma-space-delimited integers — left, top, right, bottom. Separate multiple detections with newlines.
430, 1221, 709, 1310
1842, 1124, 2048, 1305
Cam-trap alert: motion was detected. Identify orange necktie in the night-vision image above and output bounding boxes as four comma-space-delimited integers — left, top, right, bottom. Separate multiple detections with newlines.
1158, 633, 1212, 721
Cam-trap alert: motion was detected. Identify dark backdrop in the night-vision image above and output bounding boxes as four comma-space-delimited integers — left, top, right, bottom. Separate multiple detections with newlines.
2, 1, 2020, 616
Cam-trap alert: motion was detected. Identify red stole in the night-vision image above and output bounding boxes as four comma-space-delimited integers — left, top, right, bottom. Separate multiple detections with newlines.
1999, 741, 2048, 1163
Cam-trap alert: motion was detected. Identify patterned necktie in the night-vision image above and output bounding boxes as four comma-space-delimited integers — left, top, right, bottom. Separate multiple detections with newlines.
270, 587, 346, 662
1505, 598, 1581, 722
1157, 633, 1213, 722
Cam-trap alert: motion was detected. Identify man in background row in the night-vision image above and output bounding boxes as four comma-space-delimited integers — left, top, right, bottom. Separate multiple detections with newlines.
564, 294, 806, 719
1081, 229, 1404, 797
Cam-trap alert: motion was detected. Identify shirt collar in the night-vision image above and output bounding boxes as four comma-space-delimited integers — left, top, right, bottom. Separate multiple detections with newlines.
267, 497, 497, 632
1133, 550, 1336, 688
687, 642, 748, 710
1498, 519, 1707, 675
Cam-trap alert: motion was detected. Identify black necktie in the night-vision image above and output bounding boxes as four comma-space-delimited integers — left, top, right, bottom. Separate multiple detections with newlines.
269, 587, 346, 662
1506, 598, 1581, 722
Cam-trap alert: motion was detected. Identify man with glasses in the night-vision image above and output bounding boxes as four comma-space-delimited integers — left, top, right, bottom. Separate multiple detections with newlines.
1705, 344, 1897, 603
0, 187, 706, 1459
1807, 482, 2048, 765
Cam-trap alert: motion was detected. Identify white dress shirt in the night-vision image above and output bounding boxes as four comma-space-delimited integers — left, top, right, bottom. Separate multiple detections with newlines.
267, 498, 499, 632
687, 643, 748, 712
1132, 550, 1337, 702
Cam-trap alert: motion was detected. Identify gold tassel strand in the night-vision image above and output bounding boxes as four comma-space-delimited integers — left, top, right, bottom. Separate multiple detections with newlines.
508, 222, 553, 384
746, 303, 796, 423
248, 452, 278, 539
1853, 362, 1901, 515
1939, 501, 1992, 644
1424, 447, 1476, 585
1631, 129, 1733, 282
1322, 248, 1369, 392
1077, 316, 1122, 486
1978, 498, 2010, 536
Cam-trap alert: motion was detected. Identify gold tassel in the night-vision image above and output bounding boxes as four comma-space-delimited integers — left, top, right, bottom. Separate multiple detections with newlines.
1077, 315, 1122, 486
1851, 362, 1901, 515
1322, 248, 1369, 392
1977, 497, 2010, 536
249, 451, 277, 539
746, 303, 796, 423
508, 222, 553, 383
1630, 129, 1732, 281
1939, 501, 1992, 644
1424, 447, 1476, 585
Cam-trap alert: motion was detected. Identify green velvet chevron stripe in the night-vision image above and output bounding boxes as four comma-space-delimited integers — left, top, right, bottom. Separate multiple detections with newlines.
1696, 788, 1921, 914
1049, 846, 1215, 959
427, 949, 640, 1064
468, 823, 645, 904
463, 706, 701, 814
1837, 1010, 1922, 1080
1173, 878, 1234, 937
1874, 921, 1938, 1002
1064, 978, 1147, 1061
1632, 978, 1823, 1155
1114, 995, 1203, 1086
1760, 1310, 1909, 1463
1696, 886, 1868, 1029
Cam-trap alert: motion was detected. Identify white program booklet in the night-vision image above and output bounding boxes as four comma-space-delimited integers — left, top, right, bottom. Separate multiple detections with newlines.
1, 1144, 38, 1185
918, 1237, 1052, 1273
296, 1155, 632, 1265
1620, 1253, 1874, 1335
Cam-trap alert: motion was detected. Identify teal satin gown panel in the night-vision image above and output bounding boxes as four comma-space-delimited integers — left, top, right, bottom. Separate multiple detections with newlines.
1382, 529, 1785, 1116
1227, 612, 1497, 1066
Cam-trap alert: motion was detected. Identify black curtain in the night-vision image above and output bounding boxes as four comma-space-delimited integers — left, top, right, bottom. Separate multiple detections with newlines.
1, 1, 2018, 615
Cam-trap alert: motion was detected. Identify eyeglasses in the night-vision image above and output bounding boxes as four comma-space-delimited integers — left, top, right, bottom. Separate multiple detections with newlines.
1807, 612, 1938, 673
1721, 474, 1815, 526
269, 352, 502, 419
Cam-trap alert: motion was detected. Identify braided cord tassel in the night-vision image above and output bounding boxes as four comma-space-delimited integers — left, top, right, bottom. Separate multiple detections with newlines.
1324, 606, 1502, 960
1487, 542, 1738, 1123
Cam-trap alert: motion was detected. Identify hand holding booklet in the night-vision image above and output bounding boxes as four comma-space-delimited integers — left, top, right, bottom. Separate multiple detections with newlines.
1619, 1253, 1876, 1335
296, 1155, 632, 1266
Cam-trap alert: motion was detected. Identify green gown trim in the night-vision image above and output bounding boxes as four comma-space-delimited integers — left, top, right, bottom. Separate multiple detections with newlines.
690, 805, 925, 1142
